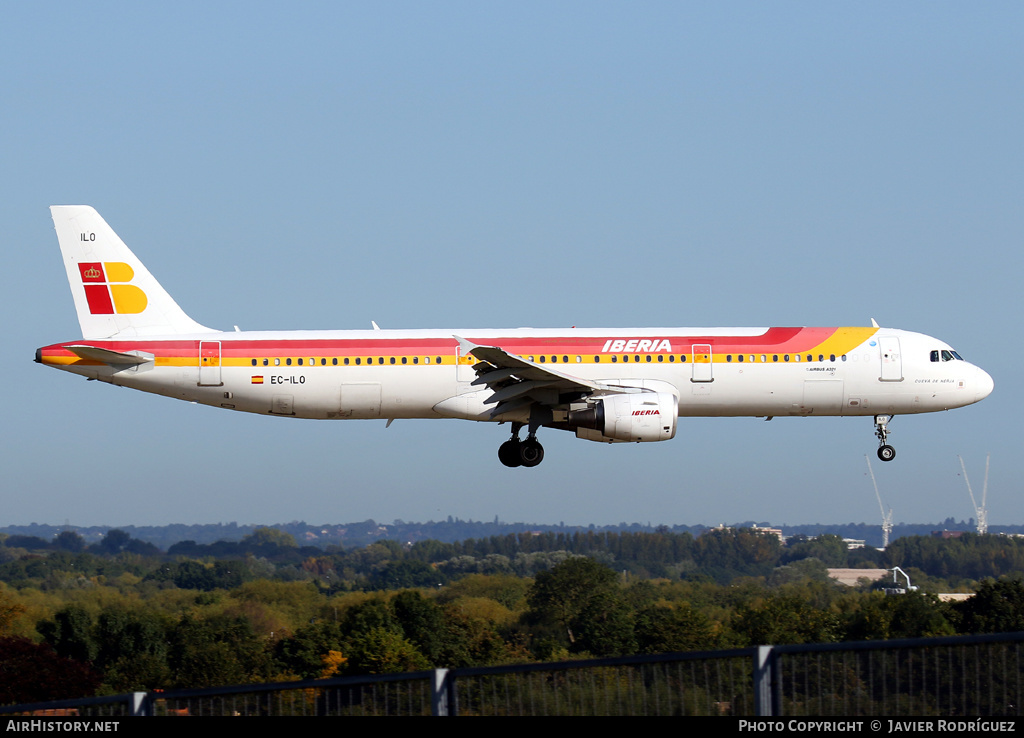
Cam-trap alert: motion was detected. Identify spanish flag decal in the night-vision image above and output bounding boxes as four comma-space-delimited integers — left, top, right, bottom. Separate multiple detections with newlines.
251, 376, 264, 384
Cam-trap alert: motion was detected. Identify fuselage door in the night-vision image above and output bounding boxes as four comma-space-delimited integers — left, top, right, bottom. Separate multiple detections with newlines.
198, 341, 223, 386
879, 336, 903, 382
691, 344, 713, 383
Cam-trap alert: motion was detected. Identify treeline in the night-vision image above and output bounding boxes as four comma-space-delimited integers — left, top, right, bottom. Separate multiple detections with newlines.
6, 526, 1024, 704
0, 517, 1008, 550
6, 527, 1024, 589
3, 554, 1024, 706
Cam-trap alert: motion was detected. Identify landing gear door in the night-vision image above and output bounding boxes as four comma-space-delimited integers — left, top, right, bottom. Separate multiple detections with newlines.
198, 341, 223, 386
879, 336, 903, 382
691, 344, 713, 383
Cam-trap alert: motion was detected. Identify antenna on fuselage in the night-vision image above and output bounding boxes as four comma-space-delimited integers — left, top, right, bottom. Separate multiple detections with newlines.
958, 454, 990, 535
865, 455, 893, 548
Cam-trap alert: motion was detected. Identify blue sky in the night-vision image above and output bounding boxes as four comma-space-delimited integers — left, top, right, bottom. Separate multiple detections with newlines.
2, 3, 1020, 530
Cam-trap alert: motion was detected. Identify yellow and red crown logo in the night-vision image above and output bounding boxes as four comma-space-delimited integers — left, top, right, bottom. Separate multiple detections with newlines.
78, 262, 147, 315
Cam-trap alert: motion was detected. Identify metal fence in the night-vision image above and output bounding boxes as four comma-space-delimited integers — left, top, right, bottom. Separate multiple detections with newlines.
2, 632, 1022, 716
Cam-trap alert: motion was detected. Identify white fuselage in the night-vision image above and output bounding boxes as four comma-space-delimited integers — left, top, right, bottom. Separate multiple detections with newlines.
38, 325, 993, 423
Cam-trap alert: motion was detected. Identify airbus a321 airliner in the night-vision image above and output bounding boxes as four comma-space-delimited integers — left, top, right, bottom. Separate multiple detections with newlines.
36, 206, 994, 467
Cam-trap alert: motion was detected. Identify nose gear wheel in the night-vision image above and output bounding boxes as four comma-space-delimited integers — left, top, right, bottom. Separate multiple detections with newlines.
874, 415, 896, 462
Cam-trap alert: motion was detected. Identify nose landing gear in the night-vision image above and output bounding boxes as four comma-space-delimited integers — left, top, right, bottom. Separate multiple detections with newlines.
874, 415, 896, 462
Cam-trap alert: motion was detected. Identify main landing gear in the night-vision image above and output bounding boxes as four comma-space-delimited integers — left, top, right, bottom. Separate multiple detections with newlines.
874, 414, 896, 462
498, 423, 545, 468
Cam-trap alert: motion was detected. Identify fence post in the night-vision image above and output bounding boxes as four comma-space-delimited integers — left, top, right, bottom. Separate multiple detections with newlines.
431, 669, 451, 716
754, 646, 775, 716
131, 692, 151, 716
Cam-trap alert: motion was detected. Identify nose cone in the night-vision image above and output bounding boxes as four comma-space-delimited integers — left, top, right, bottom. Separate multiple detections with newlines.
975, 366, 994, 403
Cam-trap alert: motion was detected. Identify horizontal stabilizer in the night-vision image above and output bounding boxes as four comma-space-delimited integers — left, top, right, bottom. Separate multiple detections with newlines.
65, 345, 153, 365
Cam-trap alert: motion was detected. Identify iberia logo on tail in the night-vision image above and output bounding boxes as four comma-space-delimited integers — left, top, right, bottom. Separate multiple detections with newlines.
78, 262, 148, 314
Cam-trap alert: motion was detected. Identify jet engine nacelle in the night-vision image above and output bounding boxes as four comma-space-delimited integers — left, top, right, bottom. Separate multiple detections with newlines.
568, 391, 678, 443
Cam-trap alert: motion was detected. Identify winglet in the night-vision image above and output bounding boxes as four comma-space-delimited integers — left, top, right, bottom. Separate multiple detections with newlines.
454, 335, 479, 358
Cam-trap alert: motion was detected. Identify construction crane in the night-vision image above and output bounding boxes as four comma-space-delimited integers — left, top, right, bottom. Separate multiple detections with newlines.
884, 566, 919, 595
865, 455, 894, 548
958, 454, 990, 535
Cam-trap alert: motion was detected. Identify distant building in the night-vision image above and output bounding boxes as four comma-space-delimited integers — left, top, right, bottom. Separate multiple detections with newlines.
711, 524, 784, 543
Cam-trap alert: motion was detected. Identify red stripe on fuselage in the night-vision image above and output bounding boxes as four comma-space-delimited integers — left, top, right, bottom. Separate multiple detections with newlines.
38, 328, 843, 359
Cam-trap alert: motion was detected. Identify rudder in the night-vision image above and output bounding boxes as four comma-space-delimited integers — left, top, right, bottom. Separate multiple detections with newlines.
51, 206, 216, 338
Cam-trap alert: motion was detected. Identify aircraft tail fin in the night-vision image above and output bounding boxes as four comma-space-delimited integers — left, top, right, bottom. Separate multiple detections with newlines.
50, 206, 216, 338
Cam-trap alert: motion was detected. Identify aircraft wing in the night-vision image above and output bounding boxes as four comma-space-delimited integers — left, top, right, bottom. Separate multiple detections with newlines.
455, 336, 625, 418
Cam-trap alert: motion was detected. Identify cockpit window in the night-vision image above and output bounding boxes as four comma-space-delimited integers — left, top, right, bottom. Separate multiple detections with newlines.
931, 349, 964, 362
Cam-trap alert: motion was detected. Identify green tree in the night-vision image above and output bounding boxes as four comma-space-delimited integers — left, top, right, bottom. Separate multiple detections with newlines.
53, 531, 86, 552
344, 627, 429, 674
392, 590, 446, 663
274, 621, 347, 679
93, 529, 132, 555
635, 602, 720, 654
573, 588, 637, 656
0, 589, 25, 637
526, 557, 621, 648
38, 604, 97, 663
845, 591, 953, 640
168, 614, 271, 688
731, 592, 841, 645
782, 535, 848, 567
243, 527, 298, 550
951, 578, 1024, 634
